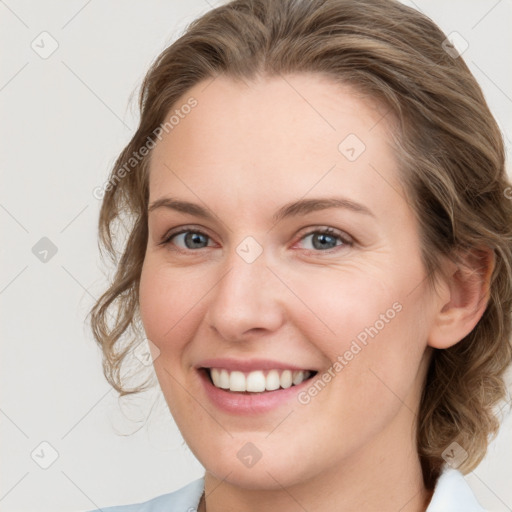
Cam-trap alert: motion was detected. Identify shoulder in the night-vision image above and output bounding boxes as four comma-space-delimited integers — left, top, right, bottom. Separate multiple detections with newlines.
85, 477, 204, 512
426, 466, 486, 512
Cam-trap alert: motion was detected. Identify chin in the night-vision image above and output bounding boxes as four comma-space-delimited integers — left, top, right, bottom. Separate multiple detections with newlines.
194, 435, 327, 491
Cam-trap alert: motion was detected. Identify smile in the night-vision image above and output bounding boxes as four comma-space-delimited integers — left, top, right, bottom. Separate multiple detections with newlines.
206, 368, 316, 393
196, 358, 320, 414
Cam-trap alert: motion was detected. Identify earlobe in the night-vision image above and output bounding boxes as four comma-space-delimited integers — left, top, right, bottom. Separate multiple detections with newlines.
427, 247, 495, 350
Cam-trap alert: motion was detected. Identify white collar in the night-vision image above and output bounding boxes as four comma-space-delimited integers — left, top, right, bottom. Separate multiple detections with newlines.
426, 466, 485, 511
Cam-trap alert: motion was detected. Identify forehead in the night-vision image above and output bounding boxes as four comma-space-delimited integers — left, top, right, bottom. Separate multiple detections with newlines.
154, 72, 390, 156
148, 73, 404, 216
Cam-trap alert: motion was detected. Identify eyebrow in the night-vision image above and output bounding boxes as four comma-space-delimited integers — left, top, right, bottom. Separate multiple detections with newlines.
147, 196, 375, 222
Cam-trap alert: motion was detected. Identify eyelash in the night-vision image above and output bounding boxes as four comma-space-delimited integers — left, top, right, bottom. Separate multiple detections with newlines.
159, 226, 353, 254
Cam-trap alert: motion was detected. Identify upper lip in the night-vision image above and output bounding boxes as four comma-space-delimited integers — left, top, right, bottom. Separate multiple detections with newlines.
196, 358, 316, 372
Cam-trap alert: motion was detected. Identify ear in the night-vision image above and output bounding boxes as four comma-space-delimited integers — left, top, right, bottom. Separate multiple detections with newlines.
428, 246, 495, 349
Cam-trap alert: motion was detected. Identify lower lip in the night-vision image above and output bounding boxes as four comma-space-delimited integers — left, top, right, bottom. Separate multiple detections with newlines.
198, 369, 315, 415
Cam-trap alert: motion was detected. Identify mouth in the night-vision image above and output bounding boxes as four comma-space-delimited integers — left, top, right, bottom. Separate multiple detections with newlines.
200, 367, 318, 394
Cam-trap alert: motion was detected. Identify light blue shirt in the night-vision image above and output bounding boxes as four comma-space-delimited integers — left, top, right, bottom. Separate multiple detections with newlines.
87, 466, 486, 511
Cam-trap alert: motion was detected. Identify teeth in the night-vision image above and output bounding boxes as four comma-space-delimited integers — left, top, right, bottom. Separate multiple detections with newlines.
230, 371, 246, 392
246, 370, 266, 392
281, 370, 292, 389
292, 370, 305, 385
266, 369, 280, 391
219, 369, 230, 389
208, 368, 312, 393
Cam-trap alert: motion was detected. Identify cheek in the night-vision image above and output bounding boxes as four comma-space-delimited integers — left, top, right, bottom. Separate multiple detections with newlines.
279, 262, 404, 352
286, 260, 430, 402
138, 259, 206, 411
138, 257, 209, 348
332, 288, 430, 431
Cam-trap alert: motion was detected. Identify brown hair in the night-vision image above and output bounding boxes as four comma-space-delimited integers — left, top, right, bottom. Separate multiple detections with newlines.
89, 0, 512, 489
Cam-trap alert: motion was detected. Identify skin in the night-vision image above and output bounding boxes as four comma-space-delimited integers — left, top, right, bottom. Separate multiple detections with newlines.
138, 73, 493, 512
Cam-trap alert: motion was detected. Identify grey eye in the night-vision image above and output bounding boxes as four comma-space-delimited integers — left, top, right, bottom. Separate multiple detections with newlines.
173, 231, 210, 249
300, 231, 344, 251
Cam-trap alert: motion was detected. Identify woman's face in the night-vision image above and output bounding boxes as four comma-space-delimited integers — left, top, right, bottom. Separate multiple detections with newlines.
139, 74, 439, 489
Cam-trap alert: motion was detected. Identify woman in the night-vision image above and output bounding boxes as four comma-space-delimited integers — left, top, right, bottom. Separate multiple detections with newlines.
88, 0, 512, 510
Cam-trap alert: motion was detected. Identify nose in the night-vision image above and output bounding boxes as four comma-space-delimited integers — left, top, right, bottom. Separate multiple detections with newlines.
204, 247, 286, 342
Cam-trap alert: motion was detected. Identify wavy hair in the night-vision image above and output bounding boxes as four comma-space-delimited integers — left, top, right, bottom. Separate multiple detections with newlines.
89, 0, 512, 489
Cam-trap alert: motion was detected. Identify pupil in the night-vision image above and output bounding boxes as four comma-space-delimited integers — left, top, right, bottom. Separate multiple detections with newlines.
313, 233, 336, 250
186, 232, 207, 248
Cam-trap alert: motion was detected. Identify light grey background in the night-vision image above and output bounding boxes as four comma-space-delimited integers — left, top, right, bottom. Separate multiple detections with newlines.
1, 1, 511, 511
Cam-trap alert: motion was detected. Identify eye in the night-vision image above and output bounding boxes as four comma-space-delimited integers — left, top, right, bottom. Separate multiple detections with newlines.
160, 228, 213, 251
159, 226, 352, 254
296, 227, 352, 252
